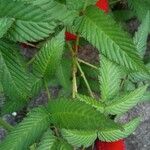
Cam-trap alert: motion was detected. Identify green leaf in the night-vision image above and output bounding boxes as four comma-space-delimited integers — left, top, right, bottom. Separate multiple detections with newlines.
32, 29, 65, 80
61, 129, 97, 148
134, 11, 150, 57
76, 94, 104, 113
30, 0, 78, 26
0, 107, 50, 150
56, 58, 72, 96
0, 0, 57, 42
66, 0, 97, 10
53, 139, 73, 150
129, 63, 150, 82
37, 129, 73, 150
47, 99, 122, 130
141, 91, 150, 102
128, 0, 150, 30
113, 10, 135, 22
99, 56, 121, 101
75, 6, 146, 72
98, 117, 140, 142
0, 18, 14, 38
1, 99, 27, 114
37, 129, 57, 150
105, 85, 147, 115
0, 39, 30, 101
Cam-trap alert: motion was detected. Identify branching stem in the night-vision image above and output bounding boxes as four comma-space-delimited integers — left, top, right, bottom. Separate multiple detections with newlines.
77, 58, 98, 70
76, 61, 94, 98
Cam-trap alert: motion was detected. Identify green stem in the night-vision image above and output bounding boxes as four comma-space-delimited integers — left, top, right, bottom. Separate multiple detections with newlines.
72, 58, 78, 98
0, 118, 13, 132
76, 61, 94, 98
26, 57, 35, 66
44, 80, 51, 99
77, 58, 98, 70
67, 42, 78, 98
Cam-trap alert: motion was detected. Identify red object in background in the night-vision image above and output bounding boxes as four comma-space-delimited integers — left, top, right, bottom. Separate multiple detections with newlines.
21, 43, 29, 48
96, 140, 126, 150
65, 0, 109, 41
96, 0, 109, 13
65, 32, 77, 41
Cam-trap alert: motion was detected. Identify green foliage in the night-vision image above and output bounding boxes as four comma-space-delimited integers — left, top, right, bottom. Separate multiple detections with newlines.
56, 58, 72, 96
113, 10, 135, 22
105, 85, 148, 115
30, 0, 78, 26
32, 29, 65, 80
99, 55, 121, 101
0, 107, 50, 150
53, 139, 73, 150
1, 99, 27, 114
134, 11, 150, 56
47, 99, 121, 130
0, 40, 30, 100
128, 0, 150, 31
37, 130, 57, 150
0, 0, 149, 149
77, 94, 104, 113
0, 18, 14, 38
66, 0, 97, 10
61, 129, 97, 148
0, 0, 57, 42
98, 117, 140, 142
75, 6, 146, 72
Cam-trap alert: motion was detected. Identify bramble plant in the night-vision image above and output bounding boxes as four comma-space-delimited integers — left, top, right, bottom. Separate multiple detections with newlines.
0, 0, 150, 150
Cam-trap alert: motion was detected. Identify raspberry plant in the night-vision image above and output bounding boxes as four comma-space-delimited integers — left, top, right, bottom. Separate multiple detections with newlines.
0, 0, 150, 149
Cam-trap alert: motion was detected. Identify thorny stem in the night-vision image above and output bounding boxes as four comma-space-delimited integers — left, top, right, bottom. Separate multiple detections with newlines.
67, 35, 80, 99
0, 118, 13, 132
76, 61, 94, 98
72, 57, 78, 98
77, 58, 98, 70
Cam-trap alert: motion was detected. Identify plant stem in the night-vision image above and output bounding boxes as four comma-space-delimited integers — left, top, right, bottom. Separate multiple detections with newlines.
76, 61, 94, 98
72, 57, 78, 98
44, 80, 51, 99
26, 57, 35, 66
67, 42, 78, 98
77, 58, 98, 70
0, 118, 13, 132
